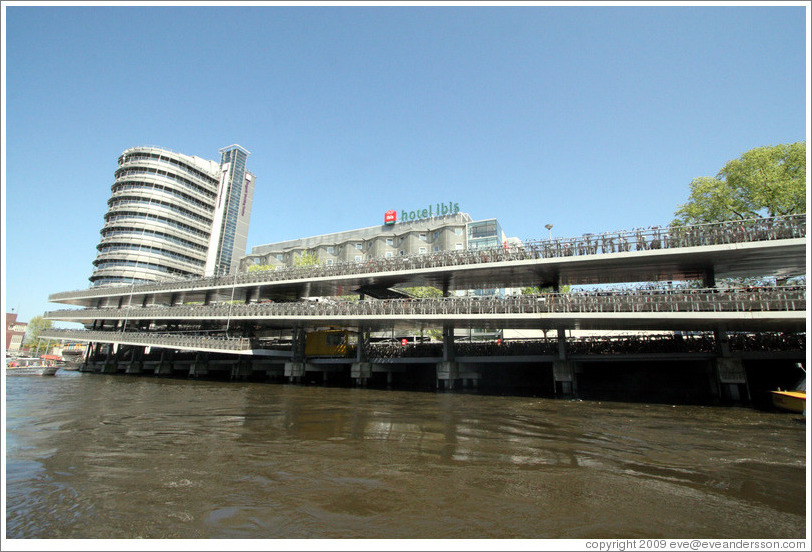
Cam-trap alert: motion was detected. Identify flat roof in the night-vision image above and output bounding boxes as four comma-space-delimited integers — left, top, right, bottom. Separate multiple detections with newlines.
219, 144, 251, 156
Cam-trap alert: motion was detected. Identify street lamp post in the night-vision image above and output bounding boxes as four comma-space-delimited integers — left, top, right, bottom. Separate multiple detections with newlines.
545, 224, 554, 241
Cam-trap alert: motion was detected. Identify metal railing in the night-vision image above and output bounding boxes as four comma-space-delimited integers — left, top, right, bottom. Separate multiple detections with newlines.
45, 285, 806, 321
39, 329, 805, 358
40, 329, 253, 351
50, 214, 806, 301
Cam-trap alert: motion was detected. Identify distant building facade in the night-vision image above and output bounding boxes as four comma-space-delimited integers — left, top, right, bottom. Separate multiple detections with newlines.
239, 209, 520, 291
240, 211, 477, 271
90, 145, 255, 286
6, 313, 27, 352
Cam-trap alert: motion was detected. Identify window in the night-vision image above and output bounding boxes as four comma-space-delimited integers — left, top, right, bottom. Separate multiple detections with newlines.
327, 246, 334, 254
400, 250, 405, 256
276, 254, 284, 261
434, 231, 439, 239
419, 247, 427, 254
326, 259, 334, 266
385, 251, 393, 258
355, 243, 362, 250
386, 238, 394, 246
455, 243, 463, 250
419, 233, 426, 241
355, 255, 362, 262
455, 228, 463, 235
434, 246, 440, 252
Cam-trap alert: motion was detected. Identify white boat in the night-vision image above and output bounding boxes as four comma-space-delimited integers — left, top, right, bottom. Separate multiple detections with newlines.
6, 357, 61, 376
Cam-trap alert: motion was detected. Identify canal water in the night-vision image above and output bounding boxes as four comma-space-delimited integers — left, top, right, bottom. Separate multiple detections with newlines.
5, 370, 807, 540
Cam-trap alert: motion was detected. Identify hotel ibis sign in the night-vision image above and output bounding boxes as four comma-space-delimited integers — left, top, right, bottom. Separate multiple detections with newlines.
384, 202, 460, 225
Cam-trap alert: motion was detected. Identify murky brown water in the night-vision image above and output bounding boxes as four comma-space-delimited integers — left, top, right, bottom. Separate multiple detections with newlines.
5, 370, 807, 539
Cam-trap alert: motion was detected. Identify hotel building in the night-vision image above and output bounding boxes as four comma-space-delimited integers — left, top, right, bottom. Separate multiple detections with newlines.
90, 145, 255, 286
240, 210, 517, 272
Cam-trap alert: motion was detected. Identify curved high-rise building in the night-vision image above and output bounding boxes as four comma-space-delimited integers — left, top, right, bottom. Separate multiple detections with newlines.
90, 145, 254, 286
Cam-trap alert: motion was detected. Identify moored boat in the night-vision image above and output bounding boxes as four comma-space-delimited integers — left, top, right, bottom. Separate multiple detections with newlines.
770, 364, 806, 414
6, 357, 62, 376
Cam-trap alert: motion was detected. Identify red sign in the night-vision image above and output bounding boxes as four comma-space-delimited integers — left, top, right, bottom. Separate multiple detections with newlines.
384, 210, 397, 225
401, 338, 408, 346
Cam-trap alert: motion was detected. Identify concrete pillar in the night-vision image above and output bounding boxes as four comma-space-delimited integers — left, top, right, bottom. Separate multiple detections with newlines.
101, 346, 119, 374
351, 362, 372, 386
442, 324, 455, 362
715, 357, 749, 402
85, 342, 100, 372
284, 361, 306, 383
552, 327, 576, 396
356, 325, 371, 363
154, 349, 173, 375
714, 326, 731, 357
125, 346, 145, 374
553, 360, 577, 396
556, 328, 567, 360
155, 360, 173, 375
80, 341, 94, 372
458, 364, 481, 389
436, 361, 459, 391
292, 327, 306, 363
189, 352, 209, 377
230, 358, 252, 380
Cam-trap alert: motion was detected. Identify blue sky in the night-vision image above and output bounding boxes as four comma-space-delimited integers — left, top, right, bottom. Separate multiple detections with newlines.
2, 2, 809, 327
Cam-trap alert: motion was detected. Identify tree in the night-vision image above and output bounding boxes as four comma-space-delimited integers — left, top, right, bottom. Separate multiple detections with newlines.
673, 141, 806, 225
24, 316, 52, 348
521, 284, 570, 294
294, 251, 319, 267
247, 264, 276, 273
401, 286, 444, 298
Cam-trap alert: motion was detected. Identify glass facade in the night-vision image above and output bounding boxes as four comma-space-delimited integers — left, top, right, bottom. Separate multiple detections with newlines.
211, 145, 253, 275
467, 219, 504, 250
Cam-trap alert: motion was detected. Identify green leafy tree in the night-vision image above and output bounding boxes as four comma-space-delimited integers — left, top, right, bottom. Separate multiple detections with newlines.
247, 264, 276, 273
522, 284, 570, 294
674, 142, 806, 225
23, 315, 52, 348
293, 251, 319, 267
401, 286, 444, 298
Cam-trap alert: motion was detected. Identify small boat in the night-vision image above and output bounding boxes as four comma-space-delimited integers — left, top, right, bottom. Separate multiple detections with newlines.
6, 357, 62, 376
770, 364, 806, 414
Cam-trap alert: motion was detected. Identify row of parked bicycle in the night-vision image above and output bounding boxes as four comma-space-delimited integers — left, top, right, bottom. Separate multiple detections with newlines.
42, 328, 805, 358
46, 285, 806, 320
52, 214, 806, 299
